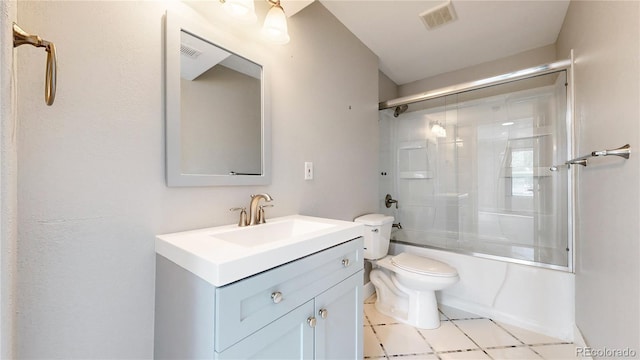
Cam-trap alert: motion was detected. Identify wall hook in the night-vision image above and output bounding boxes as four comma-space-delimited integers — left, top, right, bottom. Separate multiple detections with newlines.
13, 23, 57, 106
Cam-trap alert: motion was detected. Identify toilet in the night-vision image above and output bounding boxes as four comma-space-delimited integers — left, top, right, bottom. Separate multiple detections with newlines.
355, 214, 459, 329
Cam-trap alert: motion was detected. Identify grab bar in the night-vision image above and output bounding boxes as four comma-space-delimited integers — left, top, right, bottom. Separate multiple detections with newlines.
13, 23, 57, 106
550, 144, 630, 171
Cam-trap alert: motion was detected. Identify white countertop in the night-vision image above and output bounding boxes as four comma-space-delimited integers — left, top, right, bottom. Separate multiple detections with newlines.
155, 215, 364, 286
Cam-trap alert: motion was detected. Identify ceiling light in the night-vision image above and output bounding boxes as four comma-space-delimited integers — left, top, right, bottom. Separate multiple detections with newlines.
219, 0, 290, 45
502, 121, 515, 126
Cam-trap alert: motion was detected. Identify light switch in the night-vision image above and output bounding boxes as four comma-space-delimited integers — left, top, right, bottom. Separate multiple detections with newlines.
304, 162, 313, 180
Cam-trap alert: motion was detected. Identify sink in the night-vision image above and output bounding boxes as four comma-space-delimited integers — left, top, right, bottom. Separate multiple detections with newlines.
213, 218, 336, 247
156, 215, 364, 286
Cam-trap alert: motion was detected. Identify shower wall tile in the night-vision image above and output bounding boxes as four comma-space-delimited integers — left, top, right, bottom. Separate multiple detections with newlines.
398, 206, 435, 232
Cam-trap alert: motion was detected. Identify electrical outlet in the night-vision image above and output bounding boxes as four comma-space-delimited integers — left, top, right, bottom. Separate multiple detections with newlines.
304, 162, 313, 180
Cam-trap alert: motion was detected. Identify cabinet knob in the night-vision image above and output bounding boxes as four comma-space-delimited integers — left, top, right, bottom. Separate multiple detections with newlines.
341, 258, 350, 267
307, 316, 317, 328
271, 291, 283, 304
318, 308, 328, 319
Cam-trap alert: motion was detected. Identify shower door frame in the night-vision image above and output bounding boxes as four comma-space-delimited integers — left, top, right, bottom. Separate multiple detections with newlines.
380, 54, 576, 273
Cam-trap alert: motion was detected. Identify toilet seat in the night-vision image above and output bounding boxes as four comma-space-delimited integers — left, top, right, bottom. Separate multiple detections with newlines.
391, 252, 458, 277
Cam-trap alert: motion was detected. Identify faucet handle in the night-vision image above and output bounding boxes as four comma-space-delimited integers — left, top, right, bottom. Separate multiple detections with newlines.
257, 204, 274, 224
230, 207, 248, 227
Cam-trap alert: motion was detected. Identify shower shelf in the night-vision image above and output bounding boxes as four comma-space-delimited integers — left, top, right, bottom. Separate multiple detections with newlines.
502, 167, 552, 178
398, 140, 433, 179
400, 171, 433, 179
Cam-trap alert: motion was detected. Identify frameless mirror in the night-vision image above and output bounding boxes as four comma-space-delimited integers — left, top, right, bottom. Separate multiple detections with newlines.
165, 10, 271, 186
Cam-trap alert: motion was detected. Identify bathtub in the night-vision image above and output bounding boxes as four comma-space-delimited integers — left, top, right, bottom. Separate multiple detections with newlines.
382, 242, 575, 342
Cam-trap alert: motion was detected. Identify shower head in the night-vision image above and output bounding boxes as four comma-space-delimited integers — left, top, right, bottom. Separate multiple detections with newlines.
394, 104, 408, 117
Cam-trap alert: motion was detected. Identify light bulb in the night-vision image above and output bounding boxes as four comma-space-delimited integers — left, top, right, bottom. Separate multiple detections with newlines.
262, 4, 290, 45
222, 0, 257, 24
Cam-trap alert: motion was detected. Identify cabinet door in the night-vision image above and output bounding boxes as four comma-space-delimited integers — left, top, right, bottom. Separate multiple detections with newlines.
314, 270, 363, 360
216, 300, 314, 360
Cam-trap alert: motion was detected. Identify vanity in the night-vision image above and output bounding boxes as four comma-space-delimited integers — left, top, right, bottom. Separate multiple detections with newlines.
154, 215, 364, 359
159, 10, 363, 358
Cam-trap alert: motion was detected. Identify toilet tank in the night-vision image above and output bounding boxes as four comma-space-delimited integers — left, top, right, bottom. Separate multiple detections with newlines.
354, 214, 394, 260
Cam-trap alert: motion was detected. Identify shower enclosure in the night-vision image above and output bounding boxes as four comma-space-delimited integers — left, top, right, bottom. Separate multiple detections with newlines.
379, 62, 573, 271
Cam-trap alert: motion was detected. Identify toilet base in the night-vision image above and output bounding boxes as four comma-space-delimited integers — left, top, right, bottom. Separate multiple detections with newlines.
370, 269, 442, 330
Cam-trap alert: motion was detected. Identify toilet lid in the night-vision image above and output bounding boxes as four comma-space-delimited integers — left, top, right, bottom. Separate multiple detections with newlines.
391, 253, 458, 277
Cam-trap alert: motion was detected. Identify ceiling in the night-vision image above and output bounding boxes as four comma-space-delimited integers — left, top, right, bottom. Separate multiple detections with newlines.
293, 0, 570, 85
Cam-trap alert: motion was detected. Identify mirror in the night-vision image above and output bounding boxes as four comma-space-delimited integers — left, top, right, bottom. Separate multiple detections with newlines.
165, 10, 271, 186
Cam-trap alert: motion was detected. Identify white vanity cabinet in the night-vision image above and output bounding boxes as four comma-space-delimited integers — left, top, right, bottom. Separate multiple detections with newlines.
154, 237, 363, 359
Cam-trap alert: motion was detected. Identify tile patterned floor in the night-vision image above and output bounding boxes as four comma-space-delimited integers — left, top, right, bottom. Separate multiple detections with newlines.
363, 294, 579, 360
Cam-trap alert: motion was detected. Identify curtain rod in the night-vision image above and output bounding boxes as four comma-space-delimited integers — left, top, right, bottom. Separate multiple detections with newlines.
379, 59, 572, 110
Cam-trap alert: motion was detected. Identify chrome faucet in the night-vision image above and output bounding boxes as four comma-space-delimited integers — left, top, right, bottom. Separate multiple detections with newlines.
248, 193, 273, 225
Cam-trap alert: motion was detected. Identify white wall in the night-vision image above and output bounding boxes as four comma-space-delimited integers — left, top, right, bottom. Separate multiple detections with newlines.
557, 0, 640, 353
378, 70, 398, 103
399, 44, 557, 97
1, 1, 18, 358
15, 1, 378, 357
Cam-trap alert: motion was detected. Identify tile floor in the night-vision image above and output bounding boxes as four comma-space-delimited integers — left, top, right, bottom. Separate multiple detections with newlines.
364, 294, 580, 360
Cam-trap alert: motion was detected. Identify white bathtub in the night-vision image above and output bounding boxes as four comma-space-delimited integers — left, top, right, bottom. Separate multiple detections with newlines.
388, 243, 575, 342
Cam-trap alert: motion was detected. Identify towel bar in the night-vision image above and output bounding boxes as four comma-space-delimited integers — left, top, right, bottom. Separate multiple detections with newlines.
550, 144, 630, 171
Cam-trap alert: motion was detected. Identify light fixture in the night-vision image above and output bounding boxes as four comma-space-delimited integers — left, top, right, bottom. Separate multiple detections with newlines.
219, 0, 290, 45
262, 0, 290, 45
502, 121, 515, 126
221, 0, 257, 24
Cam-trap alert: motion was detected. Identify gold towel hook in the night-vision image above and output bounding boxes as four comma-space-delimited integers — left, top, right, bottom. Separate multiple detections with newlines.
13, 23, 57, 106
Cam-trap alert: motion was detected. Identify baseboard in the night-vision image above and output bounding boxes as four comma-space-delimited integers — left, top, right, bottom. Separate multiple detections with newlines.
363, 281, 375, 301
573, 325, 592, 360
439, 294, 574, 342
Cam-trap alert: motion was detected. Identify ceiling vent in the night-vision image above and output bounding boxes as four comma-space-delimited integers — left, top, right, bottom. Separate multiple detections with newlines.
180, 43, 202, 59
419, 0, 457, 30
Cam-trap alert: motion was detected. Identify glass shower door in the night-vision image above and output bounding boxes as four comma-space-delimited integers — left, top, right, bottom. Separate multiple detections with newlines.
383, 71, 571, 269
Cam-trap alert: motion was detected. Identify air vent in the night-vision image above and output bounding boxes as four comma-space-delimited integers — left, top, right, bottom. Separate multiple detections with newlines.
180, 43, 202, 59
419, 0, 457, 30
